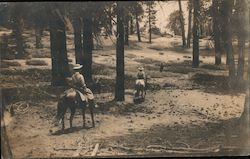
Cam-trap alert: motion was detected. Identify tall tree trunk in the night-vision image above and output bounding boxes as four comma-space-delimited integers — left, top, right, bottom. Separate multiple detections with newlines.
130, 16, 134, 35
200, 24, 203, 37
49, 9, 70, 86
82, 17, 93, 83
187, 0, 192, 48
35, 27, 43, 49
12, 18, 24, 58
178, 0, 186, 47
223, 0, 236, 84
1, 119, 13, 159
148, 3, 152, 43
124, 16, 129, 45
240, 3, 250, 147
115, 2, 125, 101
237, 36, 246, 81
236, 0, 247, 81
212, 0, 222, 65
1, 34, 8, 58
108, 7, 113, 35
192, 0, 200, 68
135, 12, 141, 42
73, 16, 83, 65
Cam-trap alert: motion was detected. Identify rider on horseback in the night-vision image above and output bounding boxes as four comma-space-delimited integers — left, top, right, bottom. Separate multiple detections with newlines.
135, 66, 147, 97
72, 64, 97, 108
136, 66, 146, 85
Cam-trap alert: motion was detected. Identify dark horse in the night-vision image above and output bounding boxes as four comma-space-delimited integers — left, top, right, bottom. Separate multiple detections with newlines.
54, 88, 95, 131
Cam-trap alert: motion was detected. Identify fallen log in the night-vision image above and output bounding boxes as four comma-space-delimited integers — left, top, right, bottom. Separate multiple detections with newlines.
91, 143, 100, 156
53, 147, 78, 151
146, 145, 220, 153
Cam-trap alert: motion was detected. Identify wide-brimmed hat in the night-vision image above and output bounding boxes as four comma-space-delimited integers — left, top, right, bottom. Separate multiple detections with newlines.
138, 66, 144, 71
73, 64, 83, 70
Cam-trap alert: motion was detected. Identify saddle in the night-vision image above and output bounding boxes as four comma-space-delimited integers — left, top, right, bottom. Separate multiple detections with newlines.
64, 88, 87, 102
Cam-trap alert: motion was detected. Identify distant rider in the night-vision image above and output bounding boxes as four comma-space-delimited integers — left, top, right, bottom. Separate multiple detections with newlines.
136, 66, 146, 88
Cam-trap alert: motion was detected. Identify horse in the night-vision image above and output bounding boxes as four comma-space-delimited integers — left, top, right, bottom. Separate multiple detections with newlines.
53, 88, 95, 131
134, 77, 147, 100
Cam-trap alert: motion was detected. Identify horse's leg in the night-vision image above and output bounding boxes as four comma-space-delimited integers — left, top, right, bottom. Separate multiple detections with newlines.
140, 86, 143, 97
82, 107, 86, 128
69, 107, 76, 129
62, 115, 65, 131
89, 102, 95, 128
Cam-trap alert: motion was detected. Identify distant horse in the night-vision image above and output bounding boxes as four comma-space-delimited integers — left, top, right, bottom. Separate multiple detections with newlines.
134, 78, 147, 100
54, 88, 95, 131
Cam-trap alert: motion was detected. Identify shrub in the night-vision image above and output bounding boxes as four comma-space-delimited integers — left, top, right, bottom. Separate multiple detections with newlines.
26, 60, 48, 66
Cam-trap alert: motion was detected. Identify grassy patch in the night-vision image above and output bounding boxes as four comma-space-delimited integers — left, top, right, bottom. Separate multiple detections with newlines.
200, 64, 226, 70
165, 66, 195, 74
0, 61, 21, 68
148, 45, 168, 51
92, 64, 113, 76
125, 53, 137, 59
1, 68, 51, 86
26, 59, 48, 66
2, 85, 65, 104
32, 51, 51, 58
192, 73, 246, 94
134, 58, 162, 65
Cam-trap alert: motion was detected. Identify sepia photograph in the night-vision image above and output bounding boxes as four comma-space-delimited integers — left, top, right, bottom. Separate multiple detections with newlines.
1, 0, 250, 158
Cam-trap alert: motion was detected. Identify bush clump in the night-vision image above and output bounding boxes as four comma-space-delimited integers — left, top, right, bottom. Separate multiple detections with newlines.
26, 59, 48, 66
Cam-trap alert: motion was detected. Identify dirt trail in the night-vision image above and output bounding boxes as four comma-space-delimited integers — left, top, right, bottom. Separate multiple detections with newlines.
5, 88, 245, 158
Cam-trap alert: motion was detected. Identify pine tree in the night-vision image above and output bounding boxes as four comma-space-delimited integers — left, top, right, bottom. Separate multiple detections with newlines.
115, 1, 125, 101
178, 0, 186, 47
192, 0, 200, 68
145, 1, 157, 43
48, 4, 70, 86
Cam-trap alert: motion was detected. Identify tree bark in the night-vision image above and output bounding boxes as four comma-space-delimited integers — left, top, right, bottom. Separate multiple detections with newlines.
108, 7, 113, 35
237, 36, 245, 81
124, 16, 129, 46
12, 17, 24, 58
222, 0, 236, 84
178, 0, 187, 47
49, 9, 70, 86
35, 27, 43, 49
200, 24, 203, 37
1, 34, 8, 57
148, 2, 152, 43
82, 17, 93, 83
115, 2, 125, 101
212, 0, 222, 65
236, 0, 247, 81
73, 16, 83, 65
187, 0, 192, 48
130, 16, 134, 35
135, 12, 141, 42
192, 0, 200, 68
239, 4, 250, 145
1, 119, 13, 159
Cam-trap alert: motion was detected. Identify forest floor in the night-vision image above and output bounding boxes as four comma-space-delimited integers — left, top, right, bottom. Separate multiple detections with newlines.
1, 29, 250, 158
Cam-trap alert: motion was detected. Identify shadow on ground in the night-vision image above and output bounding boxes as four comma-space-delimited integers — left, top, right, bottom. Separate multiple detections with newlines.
192, 73, 246, 95
100, 117, 248, 156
